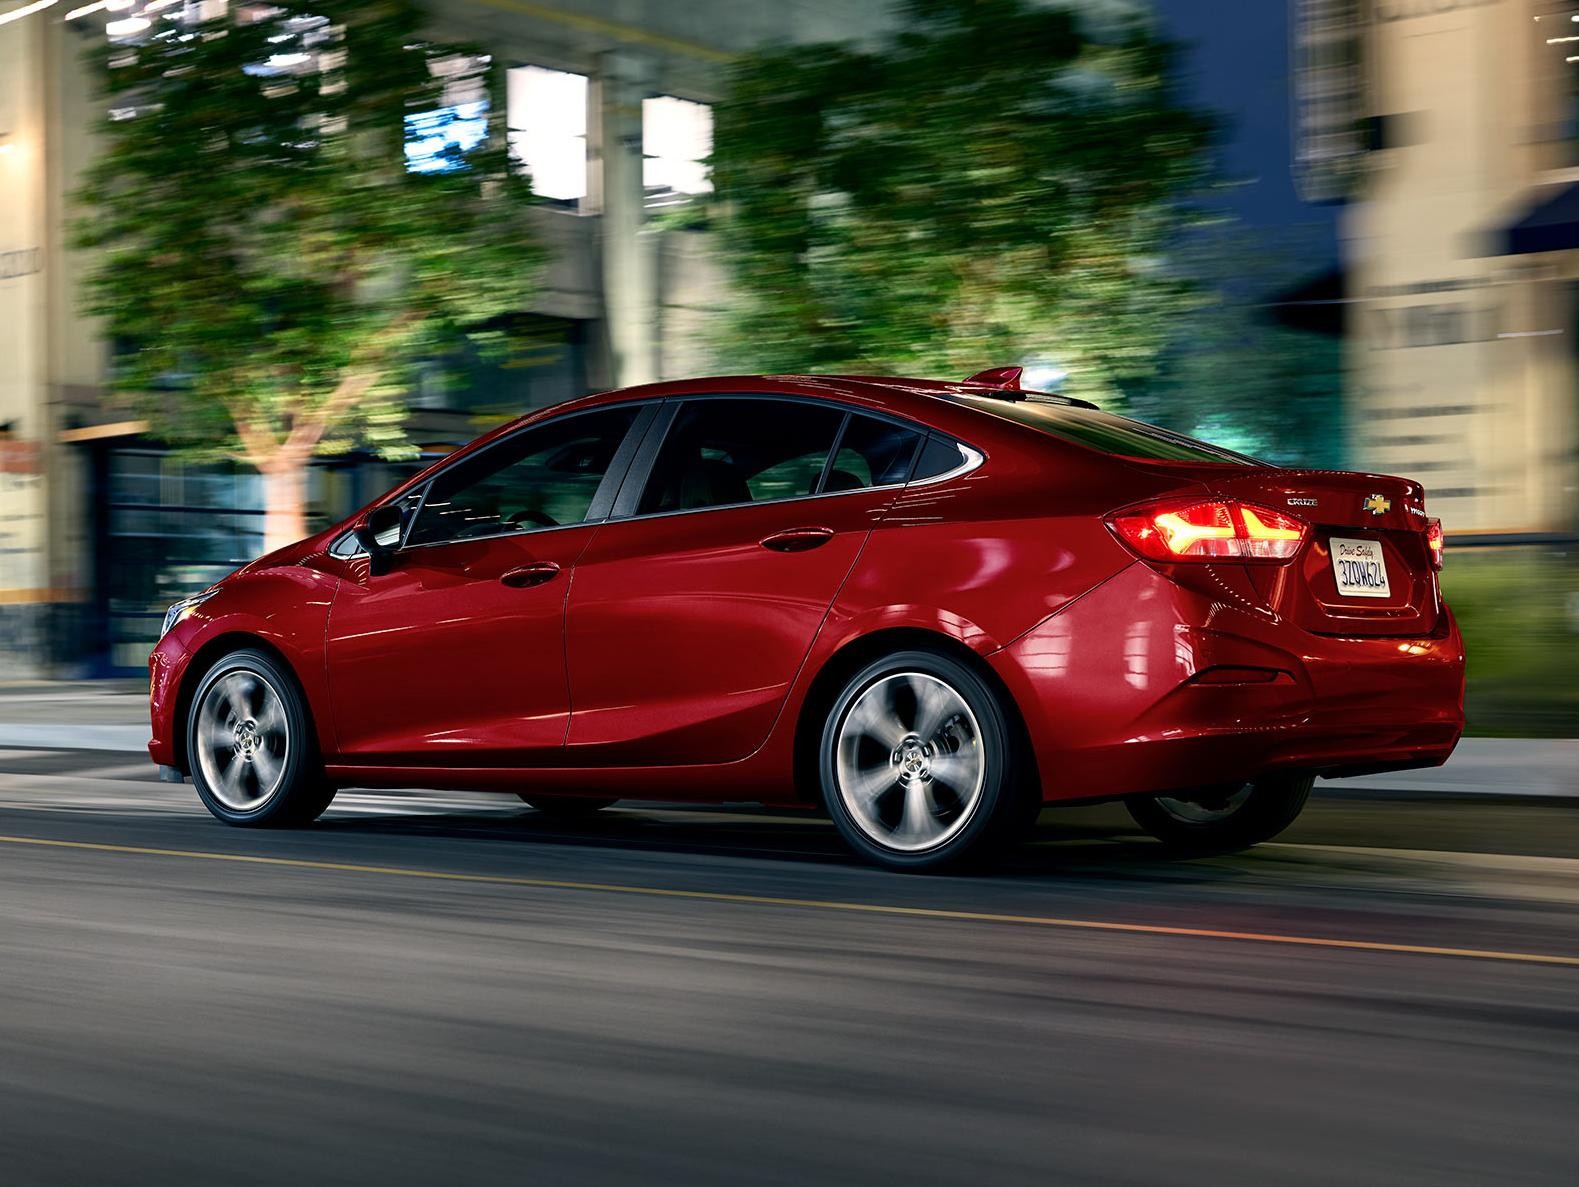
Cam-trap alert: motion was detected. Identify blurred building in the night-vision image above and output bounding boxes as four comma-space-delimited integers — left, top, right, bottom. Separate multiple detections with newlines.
1294, 0, 1579, 537
0, 0, 894, 675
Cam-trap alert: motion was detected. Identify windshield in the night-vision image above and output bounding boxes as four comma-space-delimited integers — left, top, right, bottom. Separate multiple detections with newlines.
952, 396, 1265, 466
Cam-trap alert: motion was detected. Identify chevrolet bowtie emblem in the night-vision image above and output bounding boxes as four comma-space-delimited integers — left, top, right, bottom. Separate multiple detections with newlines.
1363, 493, 1392, 516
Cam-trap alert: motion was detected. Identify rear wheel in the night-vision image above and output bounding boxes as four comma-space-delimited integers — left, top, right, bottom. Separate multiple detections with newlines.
186, 648, 335, 827
518, 795, 618, 818
819, 650, 1032, 872
1126, 773, 1313, 853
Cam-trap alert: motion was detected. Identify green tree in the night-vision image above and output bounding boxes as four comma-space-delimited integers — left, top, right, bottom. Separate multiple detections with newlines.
75, 1, 543, 551
711, 0, 1217, 400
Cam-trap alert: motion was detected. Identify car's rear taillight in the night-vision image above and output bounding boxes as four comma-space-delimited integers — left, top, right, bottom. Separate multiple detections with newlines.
1108, 500, 1307, 564
1425, 518, 1444, 570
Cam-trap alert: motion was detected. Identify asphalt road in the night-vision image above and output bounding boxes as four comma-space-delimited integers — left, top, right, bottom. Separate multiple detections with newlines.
1, 748, 1576, 1186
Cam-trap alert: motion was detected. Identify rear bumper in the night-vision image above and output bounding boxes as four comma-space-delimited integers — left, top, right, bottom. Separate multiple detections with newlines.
990, 563, 1466, 803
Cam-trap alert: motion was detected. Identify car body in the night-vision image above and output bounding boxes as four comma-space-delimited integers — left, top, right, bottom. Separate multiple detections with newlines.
150, 371, 1465, 869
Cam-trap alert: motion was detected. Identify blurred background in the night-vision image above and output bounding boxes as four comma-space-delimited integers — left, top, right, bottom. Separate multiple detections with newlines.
0, 0, 1573, 737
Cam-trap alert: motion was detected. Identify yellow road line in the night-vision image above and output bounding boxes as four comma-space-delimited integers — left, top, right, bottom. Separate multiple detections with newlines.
3, 832, 1577, 968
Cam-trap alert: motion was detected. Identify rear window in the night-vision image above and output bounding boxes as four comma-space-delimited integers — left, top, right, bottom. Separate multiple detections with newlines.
954, 396, 1264, 466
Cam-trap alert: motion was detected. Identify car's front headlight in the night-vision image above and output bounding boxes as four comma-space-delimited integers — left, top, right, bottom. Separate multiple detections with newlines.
161, 591, 216, 638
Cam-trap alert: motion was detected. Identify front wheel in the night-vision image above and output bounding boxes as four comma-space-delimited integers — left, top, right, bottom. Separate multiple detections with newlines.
186, 648, 335, 828
1126, 773, 1314, 854
819, 650, 1032, 873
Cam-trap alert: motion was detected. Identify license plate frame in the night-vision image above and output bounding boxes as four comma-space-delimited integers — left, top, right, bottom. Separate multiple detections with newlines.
1329, 537, 1391, 599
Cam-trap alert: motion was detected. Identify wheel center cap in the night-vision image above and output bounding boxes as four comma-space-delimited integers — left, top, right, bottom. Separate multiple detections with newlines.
234, 719, 259, 760
893, 736, 932, 780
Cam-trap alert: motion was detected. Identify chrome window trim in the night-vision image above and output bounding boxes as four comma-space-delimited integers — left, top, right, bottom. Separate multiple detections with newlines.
601, 475, 913, 528
328, 394, 985, 553
908, 442, 984, 487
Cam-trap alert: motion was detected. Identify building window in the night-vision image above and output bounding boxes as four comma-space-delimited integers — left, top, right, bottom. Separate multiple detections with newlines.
642, 95, 712, 208
404, 54, 491, 175
507, 65, 589, 205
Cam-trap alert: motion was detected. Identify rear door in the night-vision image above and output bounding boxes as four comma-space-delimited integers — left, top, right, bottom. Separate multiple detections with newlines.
563, 398, 923, 766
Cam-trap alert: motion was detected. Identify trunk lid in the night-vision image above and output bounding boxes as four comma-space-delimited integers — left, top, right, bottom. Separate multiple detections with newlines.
1149, 465, 1443, 637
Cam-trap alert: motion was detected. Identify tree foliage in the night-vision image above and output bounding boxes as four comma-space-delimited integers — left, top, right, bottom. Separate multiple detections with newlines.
711, 0, 1218, 401
74, 0, 543, 545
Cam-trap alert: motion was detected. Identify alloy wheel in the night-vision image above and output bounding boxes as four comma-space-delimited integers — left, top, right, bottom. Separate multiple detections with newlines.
833, 672, 987, 853
195, 669, 291, 812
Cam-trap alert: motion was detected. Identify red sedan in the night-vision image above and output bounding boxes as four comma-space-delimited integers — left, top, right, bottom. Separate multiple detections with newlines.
148, 370, 1465, 871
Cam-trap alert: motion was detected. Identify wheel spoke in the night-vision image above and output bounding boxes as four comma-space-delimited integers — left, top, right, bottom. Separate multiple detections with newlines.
844, 765, 897, 810
251, 744, 282, 791
892, 780, 937, 845
928, 752, 977, 796
843, 696, 907, 751
909, 675, 953, 742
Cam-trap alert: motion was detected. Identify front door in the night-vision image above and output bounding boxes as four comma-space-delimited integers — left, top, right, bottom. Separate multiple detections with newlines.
565, 398, 924, 766
326, 404, 644, 767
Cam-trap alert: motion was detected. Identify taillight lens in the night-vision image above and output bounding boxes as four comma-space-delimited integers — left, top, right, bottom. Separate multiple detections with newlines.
1425, 518, 1444, 570
1108, 500, 1307, 563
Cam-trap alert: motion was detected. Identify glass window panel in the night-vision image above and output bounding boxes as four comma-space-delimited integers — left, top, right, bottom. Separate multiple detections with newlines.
828, 416, 923, 491
407, 406, 638, 547
637, 399, 844, 515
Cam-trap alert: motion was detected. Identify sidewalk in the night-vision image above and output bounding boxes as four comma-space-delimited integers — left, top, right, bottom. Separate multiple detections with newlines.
0, 682, 1572, 798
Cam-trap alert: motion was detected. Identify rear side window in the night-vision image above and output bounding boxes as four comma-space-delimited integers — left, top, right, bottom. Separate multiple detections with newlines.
954, 396, 1263, 465
638, 398, 845, 514
911, 435, 969, 481
825, 415, 923, 491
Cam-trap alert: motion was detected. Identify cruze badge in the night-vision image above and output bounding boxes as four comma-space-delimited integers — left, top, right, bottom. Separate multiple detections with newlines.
1363, 493, 1392, 516
1287, 496, 1318, 508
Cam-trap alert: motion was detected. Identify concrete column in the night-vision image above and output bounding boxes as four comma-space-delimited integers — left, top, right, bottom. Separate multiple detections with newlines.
0, 12, 53, 675
591, 50, 657, 389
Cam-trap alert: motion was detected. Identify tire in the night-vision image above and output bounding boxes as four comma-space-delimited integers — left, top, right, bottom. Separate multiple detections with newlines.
186, 648, 335, 828
518, 795, 618, 818
1125, 773, 1314, 854
819, 649, 1031, 872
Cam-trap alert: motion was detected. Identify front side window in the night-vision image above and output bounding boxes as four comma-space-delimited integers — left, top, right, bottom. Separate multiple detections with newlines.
407, 406, 639, 546
638, 399, 845, 515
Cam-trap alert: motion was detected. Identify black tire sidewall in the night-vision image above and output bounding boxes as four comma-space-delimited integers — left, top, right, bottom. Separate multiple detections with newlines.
819, 649, 1015, 872
1126, 773, 1314, 853
186, 648, 322, 827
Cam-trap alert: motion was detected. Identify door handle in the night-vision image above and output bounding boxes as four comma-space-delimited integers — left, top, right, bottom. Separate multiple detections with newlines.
759, 527, 835, 553
500, 561, 562, 588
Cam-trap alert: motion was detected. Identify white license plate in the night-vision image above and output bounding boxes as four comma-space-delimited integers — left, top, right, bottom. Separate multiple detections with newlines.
1330, 537, 1391, 598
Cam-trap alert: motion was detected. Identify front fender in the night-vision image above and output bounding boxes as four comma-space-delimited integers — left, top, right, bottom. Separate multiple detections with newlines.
149, 565, 341, 768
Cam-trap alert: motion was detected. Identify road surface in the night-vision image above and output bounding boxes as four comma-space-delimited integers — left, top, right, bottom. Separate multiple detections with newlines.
0, 745, 1576, 1185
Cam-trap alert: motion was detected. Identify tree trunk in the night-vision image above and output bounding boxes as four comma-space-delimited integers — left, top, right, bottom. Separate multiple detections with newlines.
259, 459, 308, 556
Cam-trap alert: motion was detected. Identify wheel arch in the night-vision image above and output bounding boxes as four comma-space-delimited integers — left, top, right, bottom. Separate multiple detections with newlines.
790, 626, 1040, 807
171, 633, 317, 775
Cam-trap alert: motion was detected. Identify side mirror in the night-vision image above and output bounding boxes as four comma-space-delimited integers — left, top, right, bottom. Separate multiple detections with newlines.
353, 504, 404, 576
